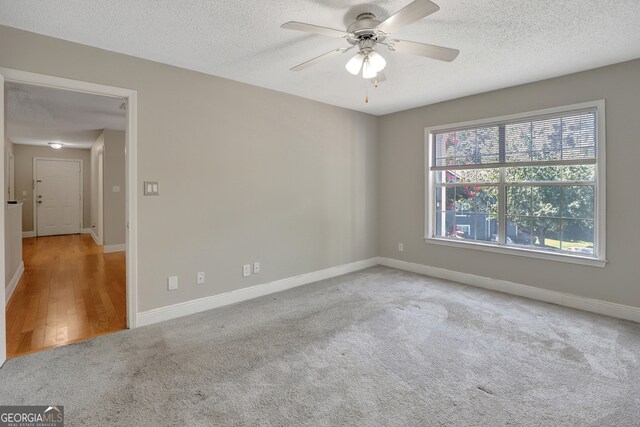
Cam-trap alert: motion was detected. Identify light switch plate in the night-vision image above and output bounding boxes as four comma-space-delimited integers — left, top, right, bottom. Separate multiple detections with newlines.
253, 262, 260, 274
144, 182, 159, 196
112, 186, 120, 193
167, 276, 178, 290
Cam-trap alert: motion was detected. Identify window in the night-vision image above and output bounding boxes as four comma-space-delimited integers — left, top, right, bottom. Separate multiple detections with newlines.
426, 101, 606, 266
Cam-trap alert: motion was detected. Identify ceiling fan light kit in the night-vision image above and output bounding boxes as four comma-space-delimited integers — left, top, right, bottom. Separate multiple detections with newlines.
346, 52, 365, 75
362, 57, 379, 79
282, 0, 459, 85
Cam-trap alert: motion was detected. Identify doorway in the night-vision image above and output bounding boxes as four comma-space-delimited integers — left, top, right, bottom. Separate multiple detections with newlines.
0, 69, 138, 366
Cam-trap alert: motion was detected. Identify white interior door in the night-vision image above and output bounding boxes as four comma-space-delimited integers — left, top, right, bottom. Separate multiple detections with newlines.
1, 73, 7, 367
35, 159, 81, 237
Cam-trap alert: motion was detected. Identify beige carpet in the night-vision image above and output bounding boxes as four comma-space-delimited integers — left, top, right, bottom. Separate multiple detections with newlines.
1, 266, 638, 426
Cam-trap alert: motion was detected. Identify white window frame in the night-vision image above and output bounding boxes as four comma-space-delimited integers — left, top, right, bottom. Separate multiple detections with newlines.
424, 100, 607, 268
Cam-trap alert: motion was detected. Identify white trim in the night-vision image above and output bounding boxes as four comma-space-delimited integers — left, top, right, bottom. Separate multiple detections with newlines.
22, 231, 35, 238
0, 73, 5, 366
89, 228, 100, 245
8, 151, 14, 200
5, 261, 24, 306
425, 237, 607, 267
595, 101, 606, 262
97, 146, 104, 246
378, 257, 640, 323
103, 244, 126, 253
0, 68, 136, 99
0, 67, 139, 332
126, 91, 138, 328
81, 228, 91, 234
424, 100, 607, 265
32, 157, 83, 237
137, 258, 378, 327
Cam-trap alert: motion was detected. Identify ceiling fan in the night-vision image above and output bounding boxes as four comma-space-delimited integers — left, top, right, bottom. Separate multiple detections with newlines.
281, 0, 459, 80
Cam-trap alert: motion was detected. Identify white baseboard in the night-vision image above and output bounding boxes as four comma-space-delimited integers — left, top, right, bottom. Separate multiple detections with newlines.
89, 229, 100, 245
24, 230, 95, 238
378, 257, 640, 323
137, 257, 379, 327
5, 261, 25, 305
103, 244, 126, 253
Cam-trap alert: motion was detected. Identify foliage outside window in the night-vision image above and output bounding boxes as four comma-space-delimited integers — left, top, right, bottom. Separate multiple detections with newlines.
427, 104, 604, 261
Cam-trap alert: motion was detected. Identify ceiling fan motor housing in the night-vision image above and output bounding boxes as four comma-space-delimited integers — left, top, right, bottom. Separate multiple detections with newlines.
347, 13, 385, 47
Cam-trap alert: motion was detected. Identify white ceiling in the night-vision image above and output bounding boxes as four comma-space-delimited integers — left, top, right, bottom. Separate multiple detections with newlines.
1, 0, 640, 115
6, 82, 125, 149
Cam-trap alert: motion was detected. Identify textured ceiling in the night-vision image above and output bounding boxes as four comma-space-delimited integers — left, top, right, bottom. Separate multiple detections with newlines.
1, 0, 640, 115
6, 82, 125, 149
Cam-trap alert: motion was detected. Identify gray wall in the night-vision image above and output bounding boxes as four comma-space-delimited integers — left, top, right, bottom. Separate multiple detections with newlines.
103, 130, 125, 246
12, 143, 91, 232
90, 129, 125, 246
378, 59, 640, 308
0, 25, 378, 312
4, 137, 14, 202
4, 137, 21, 298
90, 131, 104, 242
4, 24, 634, 315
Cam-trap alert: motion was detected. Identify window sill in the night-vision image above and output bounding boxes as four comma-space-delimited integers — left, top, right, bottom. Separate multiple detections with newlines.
424, 237, 607, 268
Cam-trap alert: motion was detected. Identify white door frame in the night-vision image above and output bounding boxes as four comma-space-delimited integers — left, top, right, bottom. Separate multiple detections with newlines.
7, 151, 14, 200
97, 146, 104, 245
0, 68, 139, 350
1, 73, 6, 366
33, 157, 83, 237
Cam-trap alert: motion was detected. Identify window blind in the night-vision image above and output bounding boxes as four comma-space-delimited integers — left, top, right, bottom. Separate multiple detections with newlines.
431, 109, 597, 171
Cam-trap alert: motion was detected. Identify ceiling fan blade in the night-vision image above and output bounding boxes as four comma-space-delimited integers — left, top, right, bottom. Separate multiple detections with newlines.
290, 48, 351, 71
376, 0, 440, 34
281, 21, 349, 38
391, 39, 459, 62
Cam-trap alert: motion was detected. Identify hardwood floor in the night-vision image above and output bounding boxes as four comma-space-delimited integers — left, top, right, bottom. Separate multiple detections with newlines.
6, 234, 126, 359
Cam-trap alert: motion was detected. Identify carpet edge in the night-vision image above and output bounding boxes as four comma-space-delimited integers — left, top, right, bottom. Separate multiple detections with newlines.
137, 257, 379, 327
379, 257, 640, 323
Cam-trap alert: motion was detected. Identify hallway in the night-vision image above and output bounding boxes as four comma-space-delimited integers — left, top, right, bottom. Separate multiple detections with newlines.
5, 234, 126, 358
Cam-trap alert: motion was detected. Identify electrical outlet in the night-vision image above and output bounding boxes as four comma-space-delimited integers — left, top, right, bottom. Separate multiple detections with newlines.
242, 264, 251, 277
197, 272, 205, 285
398, 243, 404, 252
253, 262, 260, 274
167, 276, 178, 291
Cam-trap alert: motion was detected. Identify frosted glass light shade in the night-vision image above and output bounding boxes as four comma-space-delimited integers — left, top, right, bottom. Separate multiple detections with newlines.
345, 53, 365, 75
362, 58, 378, 79
368, 51, 386, 73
